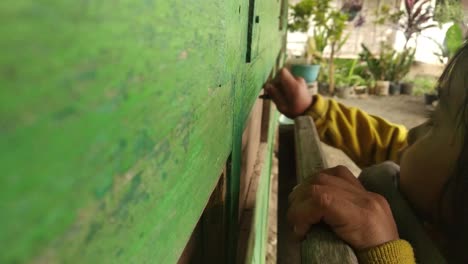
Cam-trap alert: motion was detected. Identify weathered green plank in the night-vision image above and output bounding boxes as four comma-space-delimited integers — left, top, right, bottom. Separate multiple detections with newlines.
248, 109, 278, 264
0, 1, 236, 263
0, 0, 286, 263
227, 0, 286, 261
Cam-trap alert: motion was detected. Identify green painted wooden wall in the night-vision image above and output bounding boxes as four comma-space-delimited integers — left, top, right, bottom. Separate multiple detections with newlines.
0, 0, 287, 263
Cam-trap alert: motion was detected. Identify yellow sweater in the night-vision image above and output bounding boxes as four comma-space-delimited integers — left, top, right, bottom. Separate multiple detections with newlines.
305, 95, 415, 264
305, 95, 408, 168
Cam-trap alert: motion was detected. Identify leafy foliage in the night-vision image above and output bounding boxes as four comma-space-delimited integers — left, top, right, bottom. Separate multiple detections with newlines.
431, 23, 464, 64
402, 0, 437, 43
375, 0, 436, 47
387, 48, 415, 81
445, 23, 464, 58
288, 0, 351, 93
434, 0, 464, 25
288, 0, 349, 56
334, 59, 365, 88
288, 0, 315, 32
359, 43, 393, 81
360, 43, 415, 82
412, 76, 437, 95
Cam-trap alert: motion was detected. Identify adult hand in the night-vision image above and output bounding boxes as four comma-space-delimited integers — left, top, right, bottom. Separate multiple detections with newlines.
263, 68, 312, 118
287, 166, 399, 250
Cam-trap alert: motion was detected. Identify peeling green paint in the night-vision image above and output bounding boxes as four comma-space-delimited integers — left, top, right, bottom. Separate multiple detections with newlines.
0, 0, 286, 263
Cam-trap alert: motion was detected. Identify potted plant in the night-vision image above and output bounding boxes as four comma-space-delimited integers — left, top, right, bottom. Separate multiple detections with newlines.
365, 78, 376, 95
288, 0, 323, 83
359, 43, 393, 96
375, 0, 436, 94
290, 37, 322, 83
424, 91, 439, 105
401, 79, 415, 95
412, 76, 438, 102
317, 65, 329, 95
289, 0, 350, 93
389, 81, 401, 95
335, 74, 352, 99
387, 48, 415, 95
335, 59, 365, 98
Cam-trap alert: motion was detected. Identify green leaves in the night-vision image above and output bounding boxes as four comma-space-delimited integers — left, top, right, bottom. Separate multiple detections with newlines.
445, 23, 464, 58
334, 59, 365, 87
288, 0, 315, 32
387, 48, 415, 81
375, 0, 436, 45
359, 43, 414, 82
434, 0, 464, 25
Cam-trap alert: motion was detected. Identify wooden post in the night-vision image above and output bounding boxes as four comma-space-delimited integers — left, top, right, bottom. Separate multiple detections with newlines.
294, 116, 358, 264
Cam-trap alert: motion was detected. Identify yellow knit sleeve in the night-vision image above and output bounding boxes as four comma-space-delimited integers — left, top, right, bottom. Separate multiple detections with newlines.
357, 239, 416, 264
304, 95, 408, 168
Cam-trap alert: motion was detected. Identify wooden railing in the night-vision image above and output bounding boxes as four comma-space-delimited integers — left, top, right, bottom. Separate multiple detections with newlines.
278, 116, 358, 264
294, 116, 358, 263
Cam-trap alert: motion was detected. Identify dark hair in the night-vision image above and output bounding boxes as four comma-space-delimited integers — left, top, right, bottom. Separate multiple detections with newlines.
437, 41, 468, 263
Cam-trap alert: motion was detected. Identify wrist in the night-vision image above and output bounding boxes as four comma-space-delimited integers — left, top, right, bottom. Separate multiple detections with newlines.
293, 95, 313, 118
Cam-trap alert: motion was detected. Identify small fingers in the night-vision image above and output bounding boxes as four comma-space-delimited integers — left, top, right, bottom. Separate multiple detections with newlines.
264, 83, 288, 112
278, 68, 299, 93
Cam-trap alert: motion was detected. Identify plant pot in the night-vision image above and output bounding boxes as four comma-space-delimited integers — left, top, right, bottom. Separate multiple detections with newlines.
308, 82, 318, 95
389, 82, 401, 95
291, 64, 321, 84
336, 86, 352, 99
424, 93, 439, 105
354, 85, 367, 95
318, 82, 329, 95
401, 82, 414, 95
375, 81, 390, 96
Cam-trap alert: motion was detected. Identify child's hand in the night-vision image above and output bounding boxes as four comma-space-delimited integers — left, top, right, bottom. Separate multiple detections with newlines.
287, 166, 400, 250
263, 68, 312, 118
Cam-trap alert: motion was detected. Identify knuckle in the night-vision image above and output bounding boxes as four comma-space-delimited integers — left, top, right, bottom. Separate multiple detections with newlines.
370, 192, 388, 205
319, 192, 331, 208
365, 193, 388, 211
310, 185, 331, 208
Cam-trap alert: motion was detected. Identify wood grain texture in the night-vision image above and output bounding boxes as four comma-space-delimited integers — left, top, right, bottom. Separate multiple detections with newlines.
242, 107, 278, 264
294, 116, 358, 264
0, 0, 286, 263
239, 100, 263, 218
